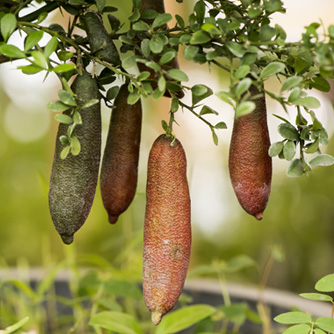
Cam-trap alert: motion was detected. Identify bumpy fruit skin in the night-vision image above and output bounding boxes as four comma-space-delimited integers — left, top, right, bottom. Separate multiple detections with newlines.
137, 0, 184, 98
228, 85, 272, 220
48, 72, 101, 244
143, 134, 191, 325
100, 85, 142, 224
83, 11, 120, 66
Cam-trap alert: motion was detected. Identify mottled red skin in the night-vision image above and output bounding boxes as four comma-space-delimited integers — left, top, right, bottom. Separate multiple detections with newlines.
143, 134, 191, 325
228, 85, 272, 220
100, 85, 142, 223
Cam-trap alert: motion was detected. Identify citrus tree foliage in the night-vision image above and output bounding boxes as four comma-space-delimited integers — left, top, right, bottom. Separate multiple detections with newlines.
1, 0, 334, 176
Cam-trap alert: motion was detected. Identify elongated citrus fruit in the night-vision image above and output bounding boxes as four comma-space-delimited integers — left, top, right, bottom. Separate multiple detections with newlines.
100, 85, 142, 223
83, 10, 120, 66
48, 72, 101, 244
143, 134, 191, 325
228, 84, 272, 220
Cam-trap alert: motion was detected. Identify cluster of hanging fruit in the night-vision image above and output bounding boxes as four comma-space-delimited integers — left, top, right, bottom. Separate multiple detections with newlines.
48, 0, 272, 326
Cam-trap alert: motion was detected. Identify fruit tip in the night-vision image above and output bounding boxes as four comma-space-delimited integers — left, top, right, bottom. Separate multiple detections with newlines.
60, 234, 74, 245
108, 215, 119, 224
151, 311, 163, 325
255, 212, 263, 220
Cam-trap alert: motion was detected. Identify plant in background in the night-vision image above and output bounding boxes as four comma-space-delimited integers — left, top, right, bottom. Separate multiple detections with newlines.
274, 274, 334, 334
1, 0, 334, 330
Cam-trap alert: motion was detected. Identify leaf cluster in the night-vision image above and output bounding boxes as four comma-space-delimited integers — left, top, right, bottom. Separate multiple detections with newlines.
0, 0, 334, 171
275, 274, 334, 334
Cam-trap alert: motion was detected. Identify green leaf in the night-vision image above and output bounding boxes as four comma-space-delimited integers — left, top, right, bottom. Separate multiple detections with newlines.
155, 305, 217, 334
282, 324, 310, 334
166, 69, 189, 82
268, 141, 284, 157
200, 105, 218, 116
0, 44, 25, 58
288, 87, 301, 102
59, 90, 77, 106
260, 24, 276, 42
287, 159, 304, 177
309, 77, 331, 92
57, 51, 73, 61
72, 111, 82, 124
52, 63, 76, 73
226, 41, 246, 57
314, 329, 327, 334
184, 45, 199, 60
149, 35, 164, 54
190, 30, 211, 45
44, 36, 58, 58
201, 23, 221, 35
315, 274, 334, 292
25, 30, 43, 52
235, 78, 252, 97
260, 62, 285, 79
70, 135, 81, 156
293, 96, 321, 109
31, 50, 48, 69
235, 101, 255, 118
158, 75, 166, 91
216, 91, 234, 106
304, 139, 319, 154
55, 114, 73, 124
281, 76, 303, 92
159, 51, 176, 65
132, 21, 150, 31
283, 140, 296, 161
299, 293, 333, 302
191, 84, 213, 105
82, 99, 99, 109
1, 13, 17, 41
89, 311, 142, 334
106, 86, 120, 101
96, 0, 106, 12
122, 55, 138, 69
309, 154, 334, 167
60, 145, 71, 160
18, 64, 43, 74
214, 121, 227, 129
274, 312, 312, 325
2, 317, 29, 334
278, 123, 299, 141
316, 317, 334, 333
37, 12, 48, 24
152, 13, 172, 28
127, 90, 141, 105
235, 65, 250, 79
47, 100, 69, 112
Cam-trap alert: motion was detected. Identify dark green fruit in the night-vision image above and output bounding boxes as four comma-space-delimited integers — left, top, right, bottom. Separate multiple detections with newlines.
48, 72, 101, 244
143, 134, 191, 325
83, 10, 120, 66
228, 84, 272, 220
100, 85, 142, 224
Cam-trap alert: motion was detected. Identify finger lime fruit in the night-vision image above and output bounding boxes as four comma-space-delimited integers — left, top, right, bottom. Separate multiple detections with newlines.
137, 0, 184, 98
100, 85, 142, 224
83, 10, 120, 66
143, 134, 191, 325
48, 72, 101, 244
228, 84, 272, 220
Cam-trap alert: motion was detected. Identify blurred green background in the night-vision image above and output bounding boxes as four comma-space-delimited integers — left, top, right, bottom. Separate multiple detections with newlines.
1, 0, 334, 296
